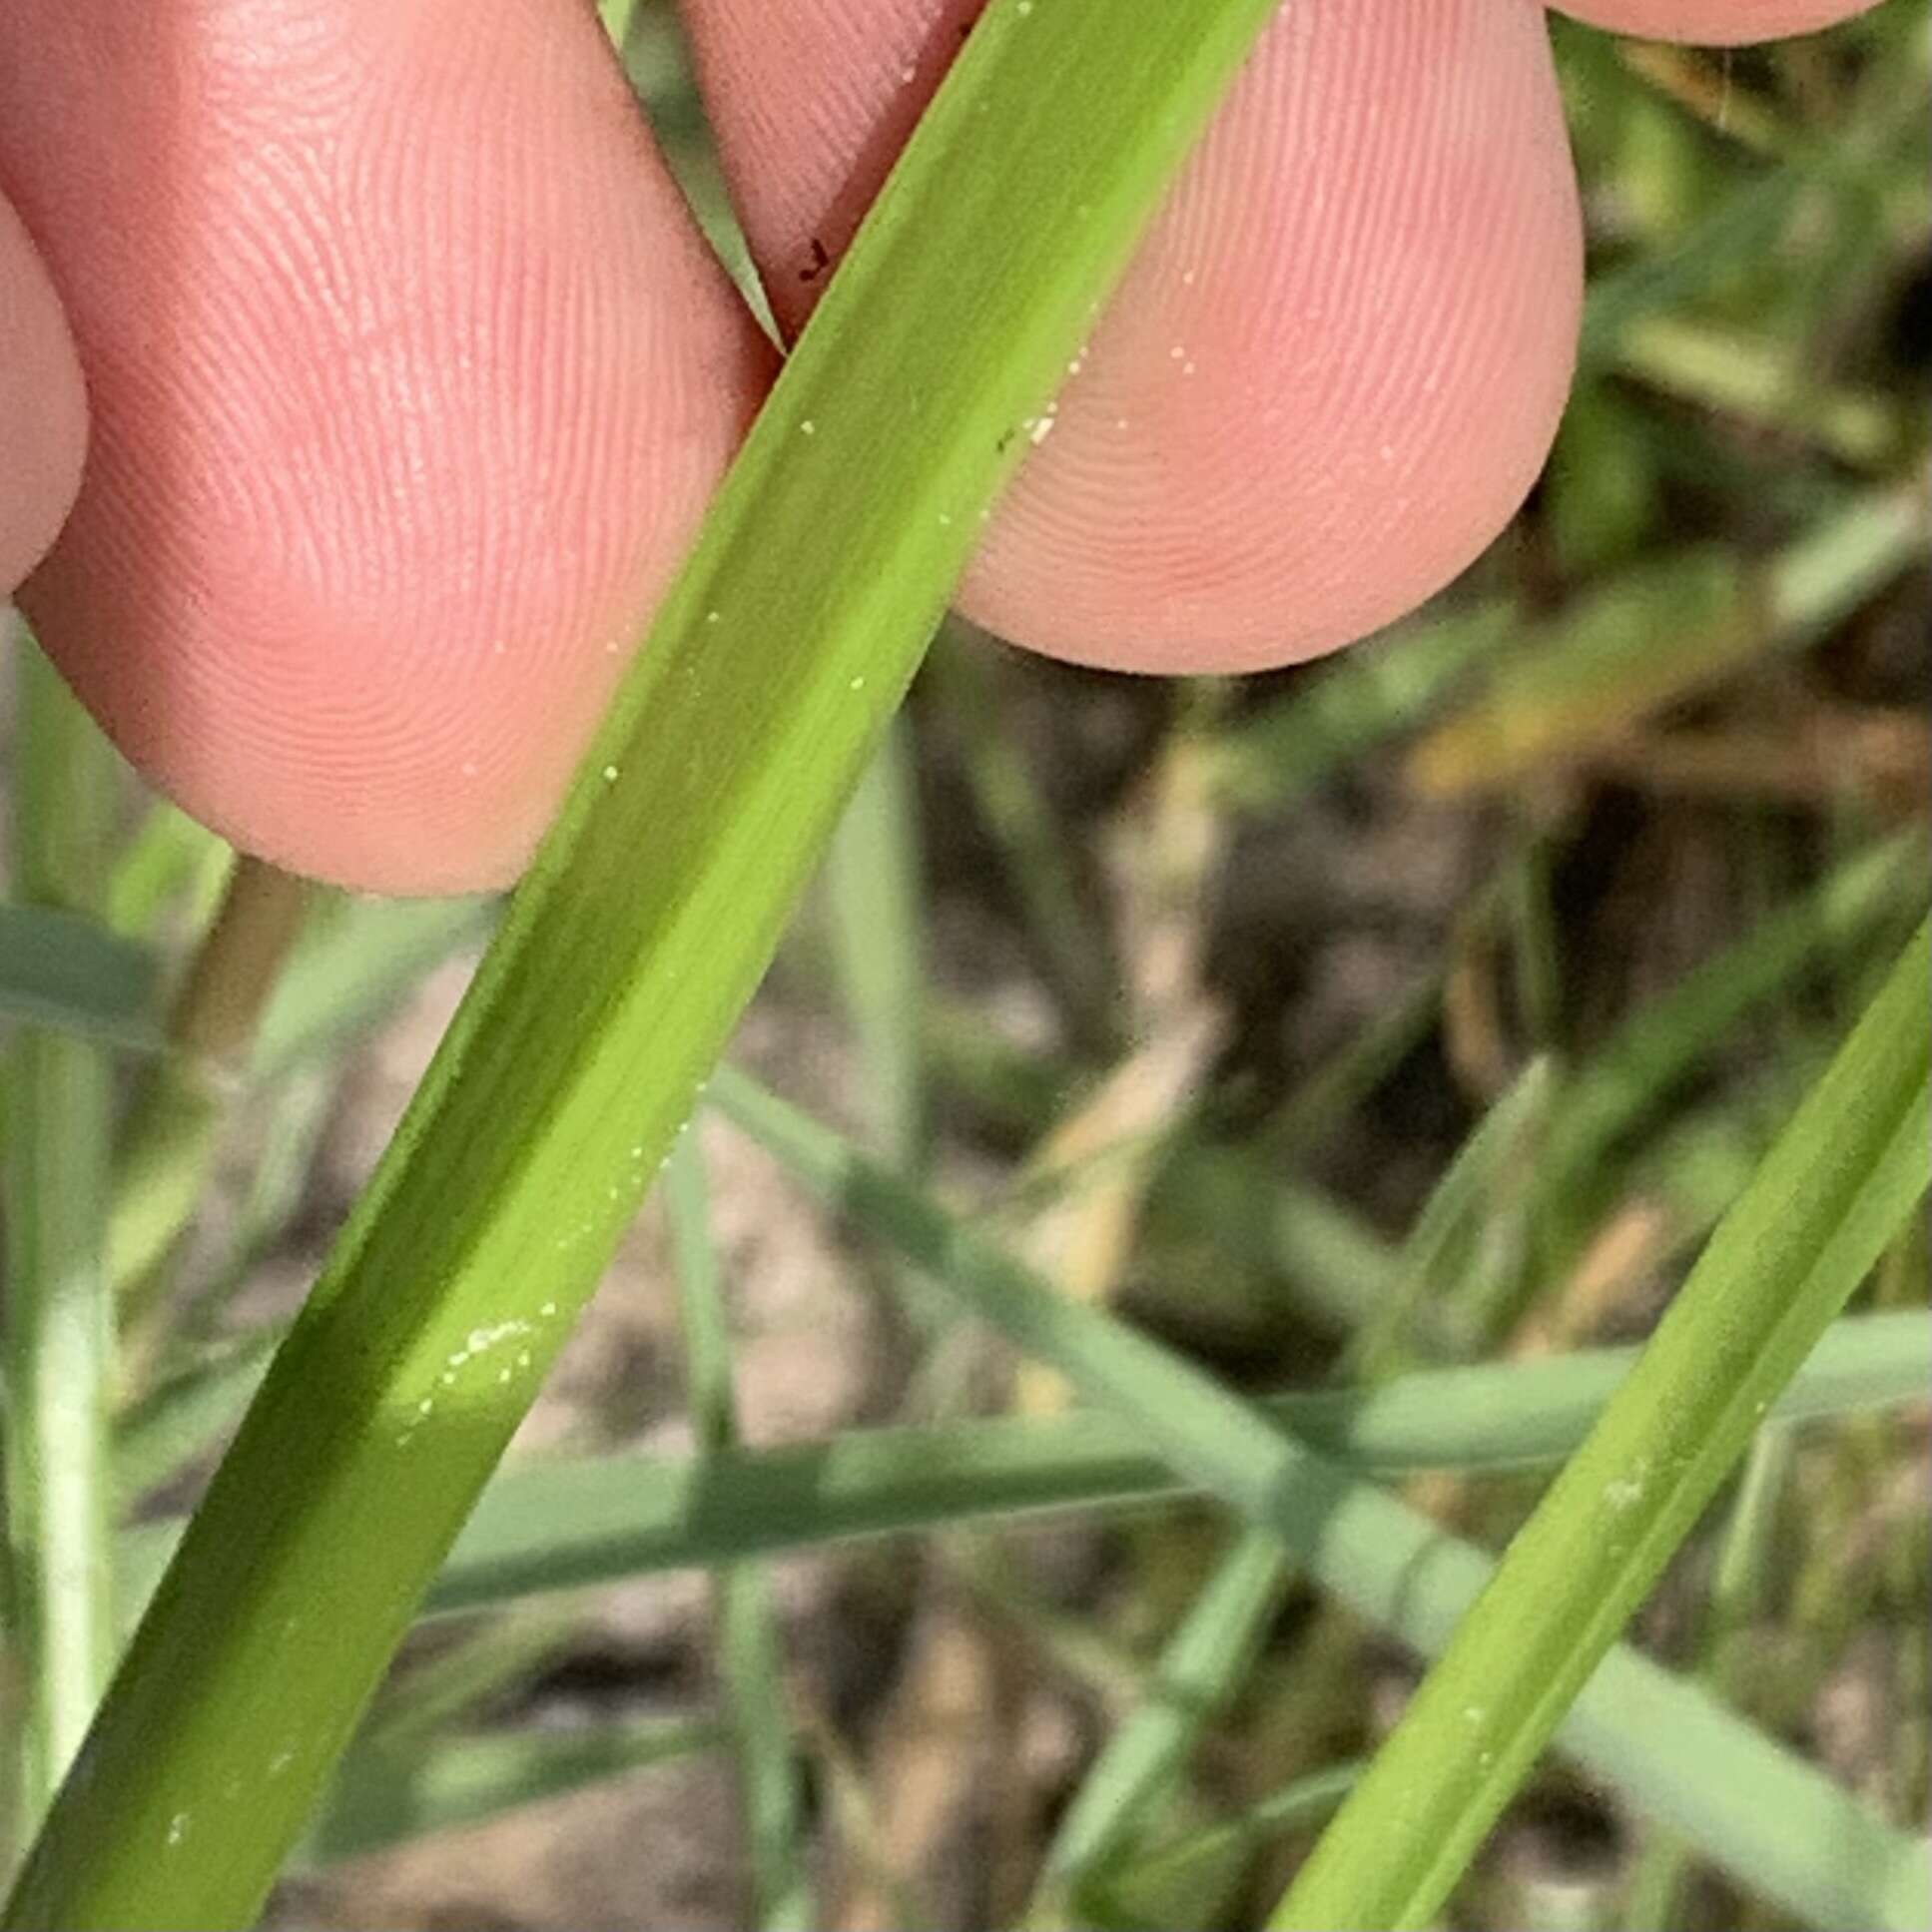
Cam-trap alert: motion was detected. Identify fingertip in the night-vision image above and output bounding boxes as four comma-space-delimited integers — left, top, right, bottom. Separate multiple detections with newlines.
0, 192, 86, 600
1549, 0, 1884, 44
688, 0, 1584, 678
962, 0, 1584, 673
2, 0, 774, 894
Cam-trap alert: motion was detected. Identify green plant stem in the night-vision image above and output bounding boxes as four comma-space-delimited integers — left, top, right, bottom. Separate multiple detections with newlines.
825, 718, 927, 1169
664, 1135, 810, 1931
931, 636, 1123, 1054
108, 858, 310, 1310
1029, 1527, 1288, 1920
1, 641, 120, 1846
1099, 1759, 1363, 1907
1, 5, 1281, 1923
1274, 921, 1930, 1931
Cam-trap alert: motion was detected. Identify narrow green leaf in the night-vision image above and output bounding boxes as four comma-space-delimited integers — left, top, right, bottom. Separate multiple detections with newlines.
929, 634, 1123, 1051
118, 1309, 1928, 1626
109, 859, 312, 1300
1032, 1529, 1288, 1909
1096, 1760, 1362, 1916
1408, 492, 1925, 795
300, 1714, 724, 1869
250, 890, 498, 1079
1615, 315, 1898, 465
1275, 922, 1931, 1931
1618, 1424, 1797, 1931
102, 804, 231, 945
713, 1067, 1932, 1932
665, 1136, 811, 1932
1542, 831, 1925, 1197
2, 640, 121, 1842
114, 1334, 277, 1510
0, 902, 160, 1052
361, 1611, 578, 1755
825, 720, 927, 1170
2, 6, 1283, 1923
1206, 600, 1516, 815
1577, 164, 1806, 365
1346, 1055, 1555, 1376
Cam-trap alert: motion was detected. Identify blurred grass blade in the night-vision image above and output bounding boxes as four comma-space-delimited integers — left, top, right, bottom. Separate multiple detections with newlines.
362, 1611, 578, 1755
1031, 1528, 1288, 1912
1, 5, 1283, 1924
595, 0, 641, 53
114, 1333, 277, 1510
1097, 1759, 1363, 1917
930, 633, 1123, 1051
2, 640, 122, 1841
0, 902, 160, 1052
713, 1067, 1931, 1932
250, 890, 498, 1079
1347, 1055, 1555, 1376
825, 718, 927, 1169
1407, 490, 1925, 796
300, 1714, 724, 1869
1206, 599, 1516, 814
1153, 1149, 1399, 1336
1619, 1424, 1796, 1931
1577, 165, 1805, 365
1614, 316, 1897, 466
118, 1309, 1929, 1626
1542, 830, 1925, 1204
665, 1134, 811, 1932
108, 859, 311, 1300
1275, 921, 1931, 1931
102, 804, 231, 944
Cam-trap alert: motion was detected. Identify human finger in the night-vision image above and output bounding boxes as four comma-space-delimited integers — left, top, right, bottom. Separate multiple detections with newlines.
0, 189, 86, 600
0, 0, 775, 891
682, 0, 1584, 673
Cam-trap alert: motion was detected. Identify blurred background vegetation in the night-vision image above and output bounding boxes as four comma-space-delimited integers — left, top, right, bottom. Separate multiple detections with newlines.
2, 2, 1928, 1926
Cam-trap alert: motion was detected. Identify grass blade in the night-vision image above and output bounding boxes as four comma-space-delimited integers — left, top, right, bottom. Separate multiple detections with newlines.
107, 859, 311, 1300
665, 1134, 811, 1931
929, 635, 1124, 1051
1407, 491, 1925, 796
0, 902, 159, 1052
250, 890, 497, 1080
1346, 1055, 1555, 1376
1, 640, 121, 1844
713, 1066, 1932, 1932
1096, 1760, 1362, 1918
1543, 830, 1925, 1203
1030, 1528, 1288, 1913
114, 1333, 277, 1510
0, 5, 1283, 1923
1275, 921, 1931, 1930
301, 1714, 725, 1868
1205, 600, 1516, 815
825, 719, 927, 1169
117, 1308, 1929, 1629
102, 804, 231, 945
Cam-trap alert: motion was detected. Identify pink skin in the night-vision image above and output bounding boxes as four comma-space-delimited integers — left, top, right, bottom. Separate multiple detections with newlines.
687, 0, 1580, 673
0, 0, 1886, 892
0, 195, 85, 598
1552, 0, 1880, 42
